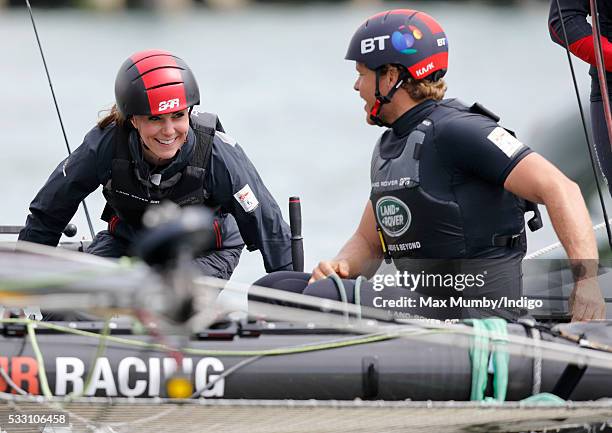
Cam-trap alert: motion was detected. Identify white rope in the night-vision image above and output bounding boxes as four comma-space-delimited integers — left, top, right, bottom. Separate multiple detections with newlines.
529, 327, 542, 395
525, 218, 612, 259
525, 240, 563, 260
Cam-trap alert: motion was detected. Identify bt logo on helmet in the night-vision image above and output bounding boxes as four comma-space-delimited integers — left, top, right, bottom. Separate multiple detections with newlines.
361, 35, 390, 54
360, 24, 425, 56
391, 25, 423, 55
158, 98, 180, 112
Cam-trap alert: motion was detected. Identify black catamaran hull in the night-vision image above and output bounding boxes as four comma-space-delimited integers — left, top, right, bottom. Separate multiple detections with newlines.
0, 323, 608, 401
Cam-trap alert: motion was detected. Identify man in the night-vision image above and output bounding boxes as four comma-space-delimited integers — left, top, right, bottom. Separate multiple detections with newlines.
259, 9, 604, 321
549, 0, 612, 198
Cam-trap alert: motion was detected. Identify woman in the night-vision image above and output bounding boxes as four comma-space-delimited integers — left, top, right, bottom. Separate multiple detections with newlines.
256, 9, 604, 322
549, 0, 612, 197
19, 49, 292, 279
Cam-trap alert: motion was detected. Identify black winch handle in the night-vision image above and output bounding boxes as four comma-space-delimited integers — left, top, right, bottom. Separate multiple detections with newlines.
0, 224, 77, 237
289, 196, 304, 272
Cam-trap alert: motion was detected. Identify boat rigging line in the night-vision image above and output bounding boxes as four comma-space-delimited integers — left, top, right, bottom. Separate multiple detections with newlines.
589, 0, 612, 152
526, 217, 612, 258
24, 0, 95, 240
555, 0, 612, 250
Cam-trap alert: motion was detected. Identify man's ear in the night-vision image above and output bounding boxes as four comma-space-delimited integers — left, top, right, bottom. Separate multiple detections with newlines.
380, 67, 397, 89
387, 66, 401, 85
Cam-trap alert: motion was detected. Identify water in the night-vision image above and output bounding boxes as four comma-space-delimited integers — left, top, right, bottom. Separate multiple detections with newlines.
0, 2, 597, 283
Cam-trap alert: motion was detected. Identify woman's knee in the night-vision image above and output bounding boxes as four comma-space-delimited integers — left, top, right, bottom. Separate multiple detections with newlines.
253, 271, 310, 293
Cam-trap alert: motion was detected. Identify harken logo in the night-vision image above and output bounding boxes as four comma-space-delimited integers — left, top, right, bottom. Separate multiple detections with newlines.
158, 98, 180, 112
391, 24, 423, 55
376, 196, 412, 237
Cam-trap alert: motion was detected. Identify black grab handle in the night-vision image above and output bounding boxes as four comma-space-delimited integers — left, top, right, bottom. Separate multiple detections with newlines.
289, 197, 304, 272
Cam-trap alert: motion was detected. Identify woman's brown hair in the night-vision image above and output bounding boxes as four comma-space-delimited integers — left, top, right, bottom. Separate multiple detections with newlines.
97, 104, 130, 129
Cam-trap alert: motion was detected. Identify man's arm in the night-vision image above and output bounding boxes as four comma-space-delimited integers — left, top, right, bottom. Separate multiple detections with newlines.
549, 0, 612, 71
309, 201, 383, 283
504, 152, 605, 321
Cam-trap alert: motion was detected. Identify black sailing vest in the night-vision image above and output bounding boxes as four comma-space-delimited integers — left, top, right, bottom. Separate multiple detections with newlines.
101, 112, 223, 229
370, 100, 542, 262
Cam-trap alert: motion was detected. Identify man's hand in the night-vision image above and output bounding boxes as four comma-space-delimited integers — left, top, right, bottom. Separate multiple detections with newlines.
309, 259, 351, 284
569, 278, 606, 321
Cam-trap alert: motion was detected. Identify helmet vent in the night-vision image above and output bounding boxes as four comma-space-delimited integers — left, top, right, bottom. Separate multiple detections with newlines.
146, 81, 183, 91
132, 66, 184, 82
127, 54, 177, 71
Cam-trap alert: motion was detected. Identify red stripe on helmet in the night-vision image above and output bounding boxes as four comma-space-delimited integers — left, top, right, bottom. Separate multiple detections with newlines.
131, 50, 187, 115
365, 10, 443, 35
416, 12, 444, 34
130, 49, 172, 64
407, 52, 448, 80
134, 56, 180, 82
132, 55, 188, 116
138, 64, 182, 89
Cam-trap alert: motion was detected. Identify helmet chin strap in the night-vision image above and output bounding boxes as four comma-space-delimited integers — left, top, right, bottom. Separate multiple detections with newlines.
369, 68, 408, 127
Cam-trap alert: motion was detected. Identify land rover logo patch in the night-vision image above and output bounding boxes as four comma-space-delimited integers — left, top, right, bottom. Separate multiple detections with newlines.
376, 196, 411, 237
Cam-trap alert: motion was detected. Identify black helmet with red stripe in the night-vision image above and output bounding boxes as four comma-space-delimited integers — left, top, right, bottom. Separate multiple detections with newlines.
115, 49, 200, 117
345, 9, 448, 81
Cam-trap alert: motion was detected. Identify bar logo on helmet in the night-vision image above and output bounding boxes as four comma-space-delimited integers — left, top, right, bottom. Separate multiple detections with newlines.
158, 98, 180, 112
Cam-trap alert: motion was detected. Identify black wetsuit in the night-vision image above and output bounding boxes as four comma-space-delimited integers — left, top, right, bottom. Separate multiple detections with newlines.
256, 99, 535, 320
549, 0, 612, 195
19, 113, 293, 278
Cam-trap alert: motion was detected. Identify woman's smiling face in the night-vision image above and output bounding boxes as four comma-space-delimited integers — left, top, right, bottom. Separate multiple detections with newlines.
130, 109, 189, 164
